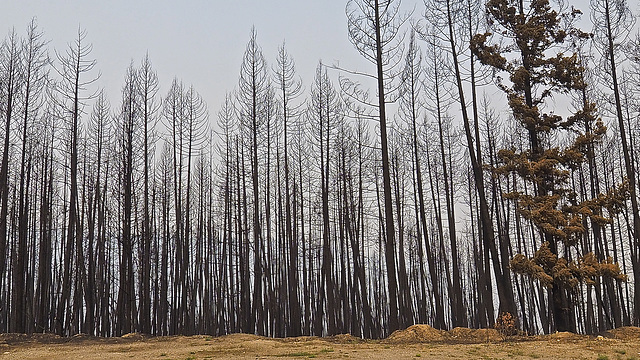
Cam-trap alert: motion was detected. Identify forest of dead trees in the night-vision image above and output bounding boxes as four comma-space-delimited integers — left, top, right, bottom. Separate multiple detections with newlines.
1, 0, 640, 338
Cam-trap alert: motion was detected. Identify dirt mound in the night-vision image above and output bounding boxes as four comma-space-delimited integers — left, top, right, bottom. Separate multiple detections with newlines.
546, 331, 585, 341
470, 328, 504, 342
121, 332, 144, 340
0, 333, 65, 345
446, 327, 504, 342
447, 327, 475, 340
61, 333, 104, 344
385, 326, 508, 344
31, 333, 62, 343
326, 333, 364, 343
385, 324, 445, 343
605, 326, 640, 340
0, 333, 32, 344
279, 335, 319, 343
217, 333, 264, 342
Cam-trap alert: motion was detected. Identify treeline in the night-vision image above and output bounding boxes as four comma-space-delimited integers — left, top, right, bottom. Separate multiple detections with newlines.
0, 0, 639, 338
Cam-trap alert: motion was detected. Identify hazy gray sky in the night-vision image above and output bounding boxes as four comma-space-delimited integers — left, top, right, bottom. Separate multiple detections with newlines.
0, 0, 613, 118
1, 0, 388, 115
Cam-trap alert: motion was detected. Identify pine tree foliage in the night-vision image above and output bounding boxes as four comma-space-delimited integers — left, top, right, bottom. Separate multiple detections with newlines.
471, 0, 627, 310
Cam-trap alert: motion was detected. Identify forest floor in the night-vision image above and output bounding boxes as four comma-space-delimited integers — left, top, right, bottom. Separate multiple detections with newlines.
1, 325, 639, 360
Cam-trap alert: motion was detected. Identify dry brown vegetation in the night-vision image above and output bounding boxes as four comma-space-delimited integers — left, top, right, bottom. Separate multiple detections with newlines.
1, 326, 639, 360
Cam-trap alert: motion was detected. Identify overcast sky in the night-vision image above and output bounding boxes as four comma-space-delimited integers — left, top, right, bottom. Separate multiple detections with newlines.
1, 0, 396, 116
0, 0, 620, 120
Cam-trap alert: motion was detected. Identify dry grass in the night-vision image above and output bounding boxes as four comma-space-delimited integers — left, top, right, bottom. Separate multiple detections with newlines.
1, 327, 639, 359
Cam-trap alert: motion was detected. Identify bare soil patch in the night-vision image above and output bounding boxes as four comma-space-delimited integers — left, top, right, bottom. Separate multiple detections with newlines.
1, 326, 639, 359
385, 324, 445, 343
606, 326, 640, 340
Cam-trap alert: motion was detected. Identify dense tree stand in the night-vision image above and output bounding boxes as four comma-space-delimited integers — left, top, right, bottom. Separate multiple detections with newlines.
0, 1, 637, 337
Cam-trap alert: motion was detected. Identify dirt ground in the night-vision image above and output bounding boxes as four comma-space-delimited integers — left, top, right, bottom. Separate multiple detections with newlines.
1, 325, 639, 360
